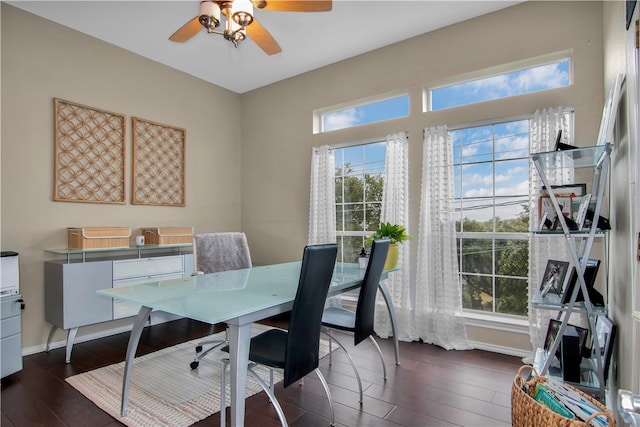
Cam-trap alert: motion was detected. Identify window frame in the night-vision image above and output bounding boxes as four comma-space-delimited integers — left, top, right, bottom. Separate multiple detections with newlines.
313, 90, 409, 134
451, 115, 533, 320
423, 50, 573, 112
333, 139, 387, 264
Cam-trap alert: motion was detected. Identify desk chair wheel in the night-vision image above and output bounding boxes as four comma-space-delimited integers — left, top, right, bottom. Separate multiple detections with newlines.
190, 360, 200, 370
195, 345, 203, 353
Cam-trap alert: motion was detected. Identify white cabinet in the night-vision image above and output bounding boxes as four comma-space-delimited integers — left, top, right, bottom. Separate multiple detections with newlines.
44, 245, 193, 363
2, 252, 23, 378
112, 256, 185, 319
1, 295, 23, 378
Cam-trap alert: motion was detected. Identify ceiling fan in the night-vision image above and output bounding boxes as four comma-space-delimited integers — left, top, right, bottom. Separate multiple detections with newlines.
169, 0, 332, 55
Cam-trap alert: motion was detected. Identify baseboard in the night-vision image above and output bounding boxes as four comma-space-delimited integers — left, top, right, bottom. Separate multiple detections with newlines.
469, 340, 530, 359
23, 312, 184, 357
25, 317, 529, 359
23, 324, 135, 356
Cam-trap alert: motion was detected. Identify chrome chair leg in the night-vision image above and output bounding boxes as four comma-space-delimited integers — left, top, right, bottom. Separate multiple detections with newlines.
321, 329, 363, 404
191, 328, 229, 370
328, 334, 333, 365
368, 335, 387, 380
221, 358, 288, 427
314, 368, 335, 426
247, 364, 288, 427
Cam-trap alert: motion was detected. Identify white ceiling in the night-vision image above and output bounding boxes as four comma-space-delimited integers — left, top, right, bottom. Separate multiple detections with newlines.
6, 0, 523, 93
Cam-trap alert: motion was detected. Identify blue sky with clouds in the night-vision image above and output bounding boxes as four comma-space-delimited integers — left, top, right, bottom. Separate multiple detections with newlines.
332, 58, 570, 222
432, 59, 570, 110
452, 120, 530, 223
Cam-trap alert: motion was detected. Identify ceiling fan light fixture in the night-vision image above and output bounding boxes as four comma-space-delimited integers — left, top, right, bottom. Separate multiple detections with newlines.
224, 18, 246, 47
198, 1, 221, 31
170, 0, 328, 54
231, 0, 254, 27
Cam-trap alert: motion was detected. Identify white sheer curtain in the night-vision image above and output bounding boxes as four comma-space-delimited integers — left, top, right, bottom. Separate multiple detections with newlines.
414, 126, 470, 350
527, 107, 573, 360
308, 145, 336, 245
374, 132, 416, 340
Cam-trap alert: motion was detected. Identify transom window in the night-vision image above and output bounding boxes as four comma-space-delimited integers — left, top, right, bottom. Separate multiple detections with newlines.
315, 93, 409, 134
428, 53, 571, 111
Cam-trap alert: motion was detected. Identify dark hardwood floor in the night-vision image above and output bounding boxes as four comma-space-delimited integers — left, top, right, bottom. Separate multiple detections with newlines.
1, 317, 523, 426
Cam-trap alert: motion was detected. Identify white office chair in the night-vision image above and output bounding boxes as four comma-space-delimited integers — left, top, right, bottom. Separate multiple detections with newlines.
189, 232, 252, 370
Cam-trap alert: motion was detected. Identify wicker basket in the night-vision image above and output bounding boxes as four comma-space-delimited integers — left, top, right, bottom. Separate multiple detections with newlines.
67, 227, 131, 249
511, 365, 616, 427
141, 227, 193, 245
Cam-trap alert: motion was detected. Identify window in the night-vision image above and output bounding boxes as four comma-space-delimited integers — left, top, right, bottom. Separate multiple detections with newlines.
315, 93, 409, 133
334, 142, 386, 263
428, 54, 571, 111
452, 119, 531, 317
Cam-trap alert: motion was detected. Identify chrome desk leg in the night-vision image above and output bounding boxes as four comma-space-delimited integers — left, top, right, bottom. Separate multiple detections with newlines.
378, 280, 400, 365
227, 322, 251, 427
45, 325, 78, 364
65, 327, 78, 363
45, 325, 57, 352
121, 306, 152, 417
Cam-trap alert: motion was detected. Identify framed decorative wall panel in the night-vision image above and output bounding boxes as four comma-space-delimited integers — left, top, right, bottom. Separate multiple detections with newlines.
54, 98, 126, 204
132, 117, 186, 206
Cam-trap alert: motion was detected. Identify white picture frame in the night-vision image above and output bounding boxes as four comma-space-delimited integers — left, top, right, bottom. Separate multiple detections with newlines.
596, 73, 625, 145
539, 259, 570, 298
538, 194, 573, 223
573, 193, 592, 229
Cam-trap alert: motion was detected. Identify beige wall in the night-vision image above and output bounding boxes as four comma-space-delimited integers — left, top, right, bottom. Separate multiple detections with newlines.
2, 1, 623, 361
1, 4, 243, 350
602, 0, 638, 398
241, 1, 604, 353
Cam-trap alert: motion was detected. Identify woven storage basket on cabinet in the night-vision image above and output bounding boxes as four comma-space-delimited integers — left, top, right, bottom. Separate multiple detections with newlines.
141, 227, 193, 245
511, 365, 616, 427
67, 227, 131, 249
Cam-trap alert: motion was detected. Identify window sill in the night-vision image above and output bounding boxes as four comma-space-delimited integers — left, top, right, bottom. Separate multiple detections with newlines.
463, 311, 531, 358
463, 311, 529, 334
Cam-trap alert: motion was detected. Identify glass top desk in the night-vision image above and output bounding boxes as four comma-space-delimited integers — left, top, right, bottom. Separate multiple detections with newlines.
97, 261, 400, 427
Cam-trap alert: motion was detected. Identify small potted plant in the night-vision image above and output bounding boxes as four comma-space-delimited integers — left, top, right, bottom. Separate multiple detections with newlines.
367, 222, 411, 270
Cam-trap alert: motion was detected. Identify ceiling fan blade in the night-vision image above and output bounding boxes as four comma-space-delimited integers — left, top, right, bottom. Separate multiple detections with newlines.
169, 16, 202, 42
246, 19, 282, 55
258, 0, 332, 12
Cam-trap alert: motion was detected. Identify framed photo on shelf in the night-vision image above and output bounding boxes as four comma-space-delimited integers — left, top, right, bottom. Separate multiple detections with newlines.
538, 194, 573, 223
553, 129, 578, 151
590, 316, 617, 381
544, 319, 589, 359
541, 183, 587, 198
539, 184, 586, 226
561, 258, 603, 306
573, 194, 592, 229
539, 259, 570, 298
538, 211, 549, 230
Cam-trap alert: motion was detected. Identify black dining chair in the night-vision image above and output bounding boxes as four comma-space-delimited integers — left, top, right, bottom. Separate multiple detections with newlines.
321, 238, 390, 404
220, 243, 338, 427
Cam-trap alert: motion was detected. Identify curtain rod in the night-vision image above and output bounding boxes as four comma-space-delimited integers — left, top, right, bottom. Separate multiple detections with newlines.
328, 131, 408, 150
445, 106, 575, 132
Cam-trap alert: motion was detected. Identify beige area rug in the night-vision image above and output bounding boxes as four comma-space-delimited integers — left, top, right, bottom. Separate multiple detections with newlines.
66, 324, 331, 427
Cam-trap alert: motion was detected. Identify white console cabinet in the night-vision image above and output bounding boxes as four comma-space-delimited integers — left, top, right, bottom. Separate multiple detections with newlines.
1, 251, 23, 378
44, 245, 193, 362
1, 294, 24, 378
